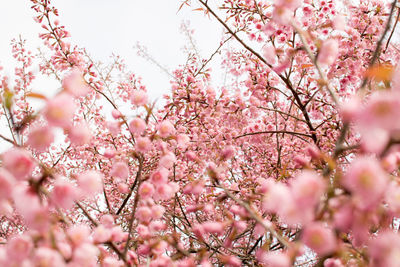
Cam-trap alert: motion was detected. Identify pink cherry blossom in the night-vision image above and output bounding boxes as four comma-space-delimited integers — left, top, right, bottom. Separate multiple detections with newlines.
77, 170, 103, 198
27, 124, 54, 152
301, 222, 337, 256
131, 90, 148, 106
62, 67, 90, 97
342, 157, 388, 209
7, 235, 33, 262
110, 161, 129, 180
2, 148, 35, 180
135, 136, 152, 153
68, 122, 91, 145
318, 39, 339, 66
44, 93, 76, 128
129, 117, 146, 135
157, 120, 175, 138
150, 167, 169, 184
51, 178, 77, 209
138, 181, 155, 199
0, 168, 15, 200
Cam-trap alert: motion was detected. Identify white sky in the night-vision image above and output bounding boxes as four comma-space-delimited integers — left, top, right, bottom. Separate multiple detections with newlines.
0, 0, 223, 99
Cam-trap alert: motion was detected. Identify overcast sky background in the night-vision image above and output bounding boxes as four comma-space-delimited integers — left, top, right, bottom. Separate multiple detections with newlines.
0, 0, 224, 99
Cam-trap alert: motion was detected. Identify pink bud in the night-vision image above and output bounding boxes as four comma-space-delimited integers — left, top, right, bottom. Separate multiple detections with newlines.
111, 109, 121, 119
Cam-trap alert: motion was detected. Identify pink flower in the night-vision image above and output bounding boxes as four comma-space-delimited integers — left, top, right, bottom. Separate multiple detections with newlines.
111, 226, 127, 242
62, 67, 90, 97
201, 221, 224, 235
357, 91, 400, 133
118, 183, 129, 193
159, 152, 176, 169
151, 240, 168, 255
223, 255, 241, 267
44, 93, 76, 129
291, 170, 326, 208
318, 39, 339, 66
369, 231, 400, 267
301, 222, 337, 256
136, 224, 150, 239
185, 151, 197, 161
33, 247, 66, 267
12, 185, 49, 232
149, 220, 166, 232
339, 96, 361, 123
385, 182, 400, 215
67, 225, 90, 246
100, 214, 114, 228
256, 250, 290, 267
0, 200, 13, 217
176, 134, 190, 148
131, 90, 148, 106
157, 120, 175, 138
150, 167, 169, 184
275, 0, 302, 11
68, 122, 91, 145
103, 257, 123, 267
103, 148, 116, 159
135, 137, 152, 153
71, 243, 98, 266
262, 45, 277, 65
111, 109, 121, 119
0, 168, 15, 200
27, 125, 54, 152
93, 225, 111, 243
221, 145, 235, 160
110, 161, 129, 180
51, 178, 77, 209
324, 258, 345, 267
129, 117, 146, 135
77, 170, 103, 198
151, 205, 165, 219
106, 121, 121, 135
7, 235, 32, 262
342, 157, 388, 209
154, 182, 177, 201
273, 7, 293, 25
138, 181, 155, 199
136, 206, 152, 223
2, 148, 35, 180
262, 180, 292, 214
360, 128, 389, 154
332, 15, 346, 31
